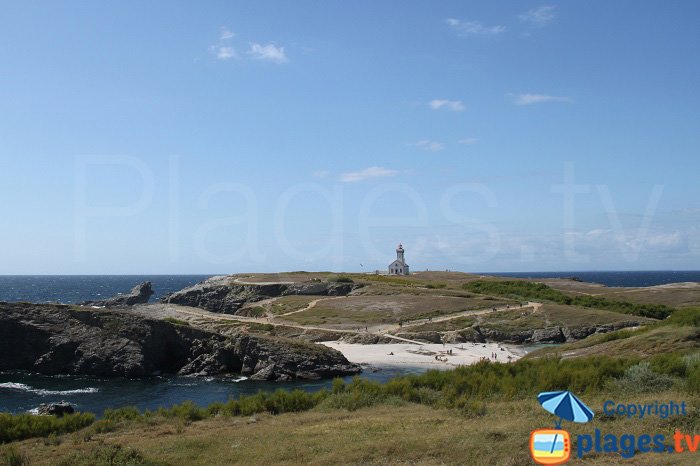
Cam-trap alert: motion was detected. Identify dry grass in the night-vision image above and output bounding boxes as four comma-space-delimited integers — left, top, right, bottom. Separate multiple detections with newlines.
8, 392, 700, 465
268, 296, 318, 315
528, 325, 700, 359
282, 295, 504, 329
543, 280, 700, 309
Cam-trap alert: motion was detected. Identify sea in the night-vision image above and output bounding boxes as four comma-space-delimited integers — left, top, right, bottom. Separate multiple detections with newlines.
1, 271, 699, 415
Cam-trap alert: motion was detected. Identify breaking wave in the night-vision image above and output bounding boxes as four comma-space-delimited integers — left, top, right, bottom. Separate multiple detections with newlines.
0, 382, 99, 396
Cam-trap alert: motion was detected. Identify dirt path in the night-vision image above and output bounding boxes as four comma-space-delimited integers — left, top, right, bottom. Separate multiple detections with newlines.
370, 301, 536, 335
158, 304, 359, 335
278, 296, 347, 317
149, 299, 543, 346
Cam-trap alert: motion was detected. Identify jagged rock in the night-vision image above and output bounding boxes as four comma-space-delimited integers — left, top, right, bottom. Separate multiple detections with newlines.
531, 327, 566, 343
341, 333, 396, 344
81, 282, 154, 307
441, 331, 466, 344
250, 363, 277, 381
37, 401, 74, 416
0, 302, 360, 380
161, 276, 360, 314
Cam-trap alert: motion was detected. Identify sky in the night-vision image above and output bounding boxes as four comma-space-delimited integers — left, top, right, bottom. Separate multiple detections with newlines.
1, 1, 699, 274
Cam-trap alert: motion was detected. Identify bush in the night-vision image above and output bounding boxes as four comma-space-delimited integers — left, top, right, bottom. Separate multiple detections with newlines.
157, 401, 206, 423
1, 446, 29, 466
55, 444, 156, 466
0, 412, 95, 443
683, 352, 700, 392
332, 275, 354, 283
463, 280, 674, 319
614, 362, 676, 393
665, 307, 700, 327
103, 406, 141, 422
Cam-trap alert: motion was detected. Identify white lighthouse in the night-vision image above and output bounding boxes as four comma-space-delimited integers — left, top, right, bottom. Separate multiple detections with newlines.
388, 243, 410, 275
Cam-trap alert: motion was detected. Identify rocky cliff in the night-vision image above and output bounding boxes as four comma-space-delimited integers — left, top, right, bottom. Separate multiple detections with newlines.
0, 302, 360, 381
160, 276, 358, 314
394, 320, 644, 345
81, 281, 154, 307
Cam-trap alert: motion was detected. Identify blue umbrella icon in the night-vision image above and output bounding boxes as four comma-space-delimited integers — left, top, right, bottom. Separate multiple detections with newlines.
538, 390, 594, 428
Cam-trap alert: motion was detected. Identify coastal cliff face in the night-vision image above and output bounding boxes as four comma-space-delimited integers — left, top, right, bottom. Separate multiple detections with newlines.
160, 276, 358, 314
394, 320, 644, 345
0, 302, 360, 381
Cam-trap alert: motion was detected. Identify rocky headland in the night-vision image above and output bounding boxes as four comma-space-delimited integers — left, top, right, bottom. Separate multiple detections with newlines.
160, 275, 358, 314
80, 281, 154, 307
0, 301, 360, 381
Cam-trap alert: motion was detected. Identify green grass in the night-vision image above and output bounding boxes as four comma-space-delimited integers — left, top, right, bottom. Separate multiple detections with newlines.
0, 412, 95, 443
463, 280, 674, 319
329, 275, 354, 283
5, 351, 700, 465
268, 296, 317, 315
162, 317, 190, 327
283, 295, 503, 328
403, 316, 477, 333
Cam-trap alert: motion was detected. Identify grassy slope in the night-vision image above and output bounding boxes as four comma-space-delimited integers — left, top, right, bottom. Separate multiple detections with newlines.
4, 273, 700, 465
6, 392, 700, 466
283, 295, 510, 328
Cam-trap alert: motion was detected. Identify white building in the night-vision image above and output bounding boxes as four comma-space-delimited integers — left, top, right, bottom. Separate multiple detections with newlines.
388, 243, 410, 275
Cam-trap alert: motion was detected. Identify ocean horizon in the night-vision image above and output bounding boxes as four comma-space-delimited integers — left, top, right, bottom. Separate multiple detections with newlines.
0, 271, 699, 305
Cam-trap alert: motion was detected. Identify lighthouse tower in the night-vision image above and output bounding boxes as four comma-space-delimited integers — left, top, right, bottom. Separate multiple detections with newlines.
388, 243, 410, 275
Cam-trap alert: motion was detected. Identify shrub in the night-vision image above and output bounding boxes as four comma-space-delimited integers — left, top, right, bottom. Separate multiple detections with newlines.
103, 406, 141, 422
157, 401, 207, 423
614, 362, 676, 394
332, 275, 354, 283
462, 280, 674, 319
665, 307, 700, 327
0, 412, 95, 443
1, 446, 29, 466
55, 444, 156, 466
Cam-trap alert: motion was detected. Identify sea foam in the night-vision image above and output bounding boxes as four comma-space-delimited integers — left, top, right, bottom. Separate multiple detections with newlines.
0, 382, 99, 395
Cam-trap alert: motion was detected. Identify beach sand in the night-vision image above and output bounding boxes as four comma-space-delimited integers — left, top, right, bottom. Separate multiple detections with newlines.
319, 341, 527, 370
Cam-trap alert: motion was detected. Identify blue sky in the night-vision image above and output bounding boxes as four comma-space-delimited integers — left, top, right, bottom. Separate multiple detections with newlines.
1, 1, 699, 274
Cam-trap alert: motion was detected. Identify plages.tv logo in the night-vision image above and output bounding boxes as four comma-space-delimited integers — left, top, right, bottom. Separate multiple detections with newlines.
530, 390, 594, 465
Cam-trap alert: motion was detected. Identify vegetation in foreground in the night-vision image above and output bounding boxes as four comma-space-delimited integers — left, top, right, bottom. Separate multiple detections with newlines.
3, 347, 700, 463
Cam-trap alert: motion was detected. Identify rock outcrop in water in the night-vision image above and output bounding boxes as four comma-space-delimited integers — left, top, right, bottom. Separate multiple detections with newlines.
0, 302, 360, 381
37, 402, 74, 416
161, 276, 358, 314
80, 281, 154, 307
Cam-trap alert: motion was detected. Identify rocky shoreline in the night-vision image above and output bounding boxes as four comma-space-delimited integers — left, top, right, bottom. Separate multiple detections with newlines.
0, 302, 360, 381
392, 320, 644, 345
160, 276, 358, 314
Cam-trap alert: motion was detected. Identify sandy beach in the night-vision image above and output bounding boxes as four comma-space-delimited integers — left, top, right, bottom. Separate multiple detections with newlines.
319, 341, 528, 370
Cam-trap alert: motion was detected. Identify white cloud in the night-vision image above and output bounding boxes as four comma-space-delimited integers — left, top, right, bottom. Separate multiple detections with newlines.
429, 99, 465, 112
446, 18, 505, 36
519, 6, 557, 27
248, 43, 288, 63
339, 166, 399, 183
312, 170, 329, 179
513, 93, 572, 105
215, 46, 236, 60
458, 138, 479, 145
411, 140, 445, 152
220, 27, 235, 40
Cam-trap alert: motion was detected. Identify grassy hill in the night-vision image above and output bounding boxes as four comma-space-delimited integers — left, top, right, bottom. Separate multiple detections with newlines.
3, 272, 700, 465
